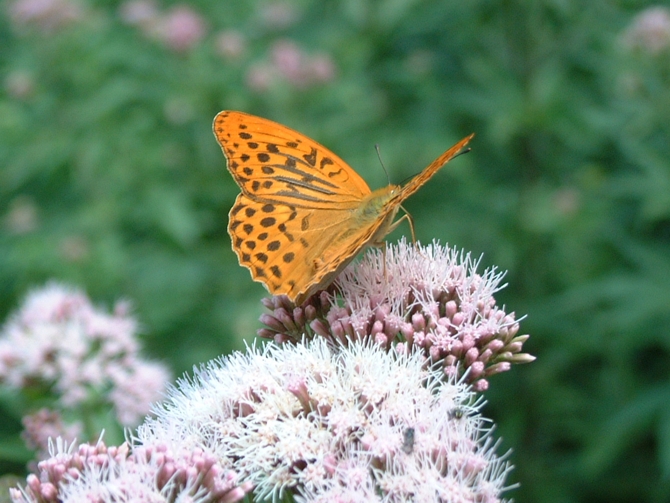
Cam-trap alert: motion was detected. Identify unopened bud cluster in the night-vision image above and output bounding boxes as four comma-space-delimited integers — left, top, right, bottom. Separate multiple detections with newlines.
259, 240, 534, 391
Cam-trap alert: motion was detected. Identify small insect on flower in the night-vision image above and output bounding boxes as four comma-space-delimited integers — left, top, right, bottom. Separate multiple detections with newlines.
401, 427, 415, 454
449, 408, 466, 420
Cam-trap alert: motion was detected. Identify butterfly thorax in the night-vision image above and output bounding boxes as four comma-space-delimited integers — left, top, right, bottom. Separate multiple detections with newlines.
353, 185, 402, 245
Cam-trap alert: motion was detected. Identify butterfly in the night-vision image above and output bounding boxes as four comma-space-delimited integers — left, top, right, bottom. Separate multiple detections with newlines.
213, 111, 473, 305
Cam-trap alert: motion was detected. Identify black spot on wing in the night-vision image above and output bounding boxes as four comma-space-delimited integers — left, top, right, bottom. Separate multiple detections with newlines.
303, 147, 317, 167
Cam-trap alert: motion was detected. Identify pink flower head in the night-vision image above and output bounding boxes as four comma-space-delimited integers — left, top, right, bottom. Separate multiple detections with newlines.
622, 6, 670, 55
246, 62, 275, 92
259, 239, 534, 389
154, 5, 207, 52
245, 39, 336, 92
215, 30, 246, 60
21, 409, 83, 464
7, 0, 82, 32
0, 283, 170, 427
11, 438, 252, 503
270, 39, 337, 87
118, 0, 158, 27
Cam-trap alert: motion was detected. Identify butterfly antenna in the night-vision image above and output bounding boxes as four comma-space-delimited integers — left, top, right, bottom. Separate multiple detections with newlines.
452, 147, 472, 159
375, 144, 392, 184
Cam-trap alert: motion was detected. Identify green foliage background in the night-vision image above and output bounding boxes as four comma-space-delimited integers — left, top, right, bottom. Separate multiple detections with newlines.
1, 0, 670, 501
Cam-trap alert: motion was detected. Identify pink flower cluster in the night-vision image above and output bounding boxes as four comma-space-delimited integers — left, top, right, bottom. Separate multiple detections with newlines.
10, 438, 252, 503
119, 0, 206, 52
622, 6, 670, 55
246, 39, 336, 91
21, 409, 82, 465
259, 240, 534, 391
7, 0, 82, 32
0, 283, 170, 431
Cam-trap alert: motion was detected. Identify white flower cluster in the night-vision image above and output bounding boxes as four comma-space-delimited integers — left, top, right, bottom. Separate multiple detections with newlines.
138, 338, 513, 502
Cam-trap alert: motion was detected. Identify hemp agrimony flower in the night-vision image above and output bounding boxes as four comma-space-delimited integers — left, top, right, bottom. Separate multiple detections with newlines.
260, 239, 534, 391
0, 283, 171, 455
10, 437, 251, 503
136, 338, 514, 502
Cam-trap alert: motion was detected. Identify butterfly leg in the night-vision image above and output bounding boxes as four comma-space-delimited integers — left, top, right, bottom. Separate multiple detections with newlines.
398, 205, 416, 243
391, 207, 427, 258
381, 208, 415, 244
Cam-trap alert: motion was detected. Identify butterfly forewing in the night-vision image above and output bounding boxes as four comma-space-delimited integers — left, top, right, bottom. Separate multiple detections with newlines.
214, 111, 371, 209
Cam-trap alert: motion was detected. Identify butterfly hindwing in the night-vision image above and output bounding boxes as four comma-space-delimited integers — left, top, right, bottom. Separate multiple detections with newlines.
228, 192, 399, 303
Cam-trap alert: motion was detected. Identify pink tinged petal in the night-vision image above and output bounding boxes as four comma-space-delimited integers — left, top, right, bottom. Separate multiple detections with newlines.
293, 307, 306, 327
485, 362, 512, 376
395, 343, 408, 355
331, 321, 346, 342
478, 349, 493, 363
374, 333, 388, 345
468, 361, 485, 379
371, 320, 384, 337
286, 376, 312, 412
274, 333, 293, 343
323, 455, 337, 475
310, 319, 330, 338
450, 340, 463, 357
445, 300, 458, 318
400, 322, 414, 344
40, 483, 58, 500
451, 312, 465, 326
374, 304, 391, 321
473, 379, 489, 391
485, 339, 504, 353
274, 308, 297, 332
257, 328, 275, 339
261, 297, 275, 310
304, 305, 317, 321
411, 313, 425, 331
259, 313, 285, 333
465, 348, 479, 366
414, 330, 427, 346
26, 474, 40, 493
220, 485, 252, 503
444, 355, 458, 367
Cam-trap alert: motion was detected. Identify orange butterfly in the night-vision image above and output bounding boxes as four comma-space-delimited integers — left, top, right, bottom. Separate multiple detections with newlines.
213, 111, 473, 304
